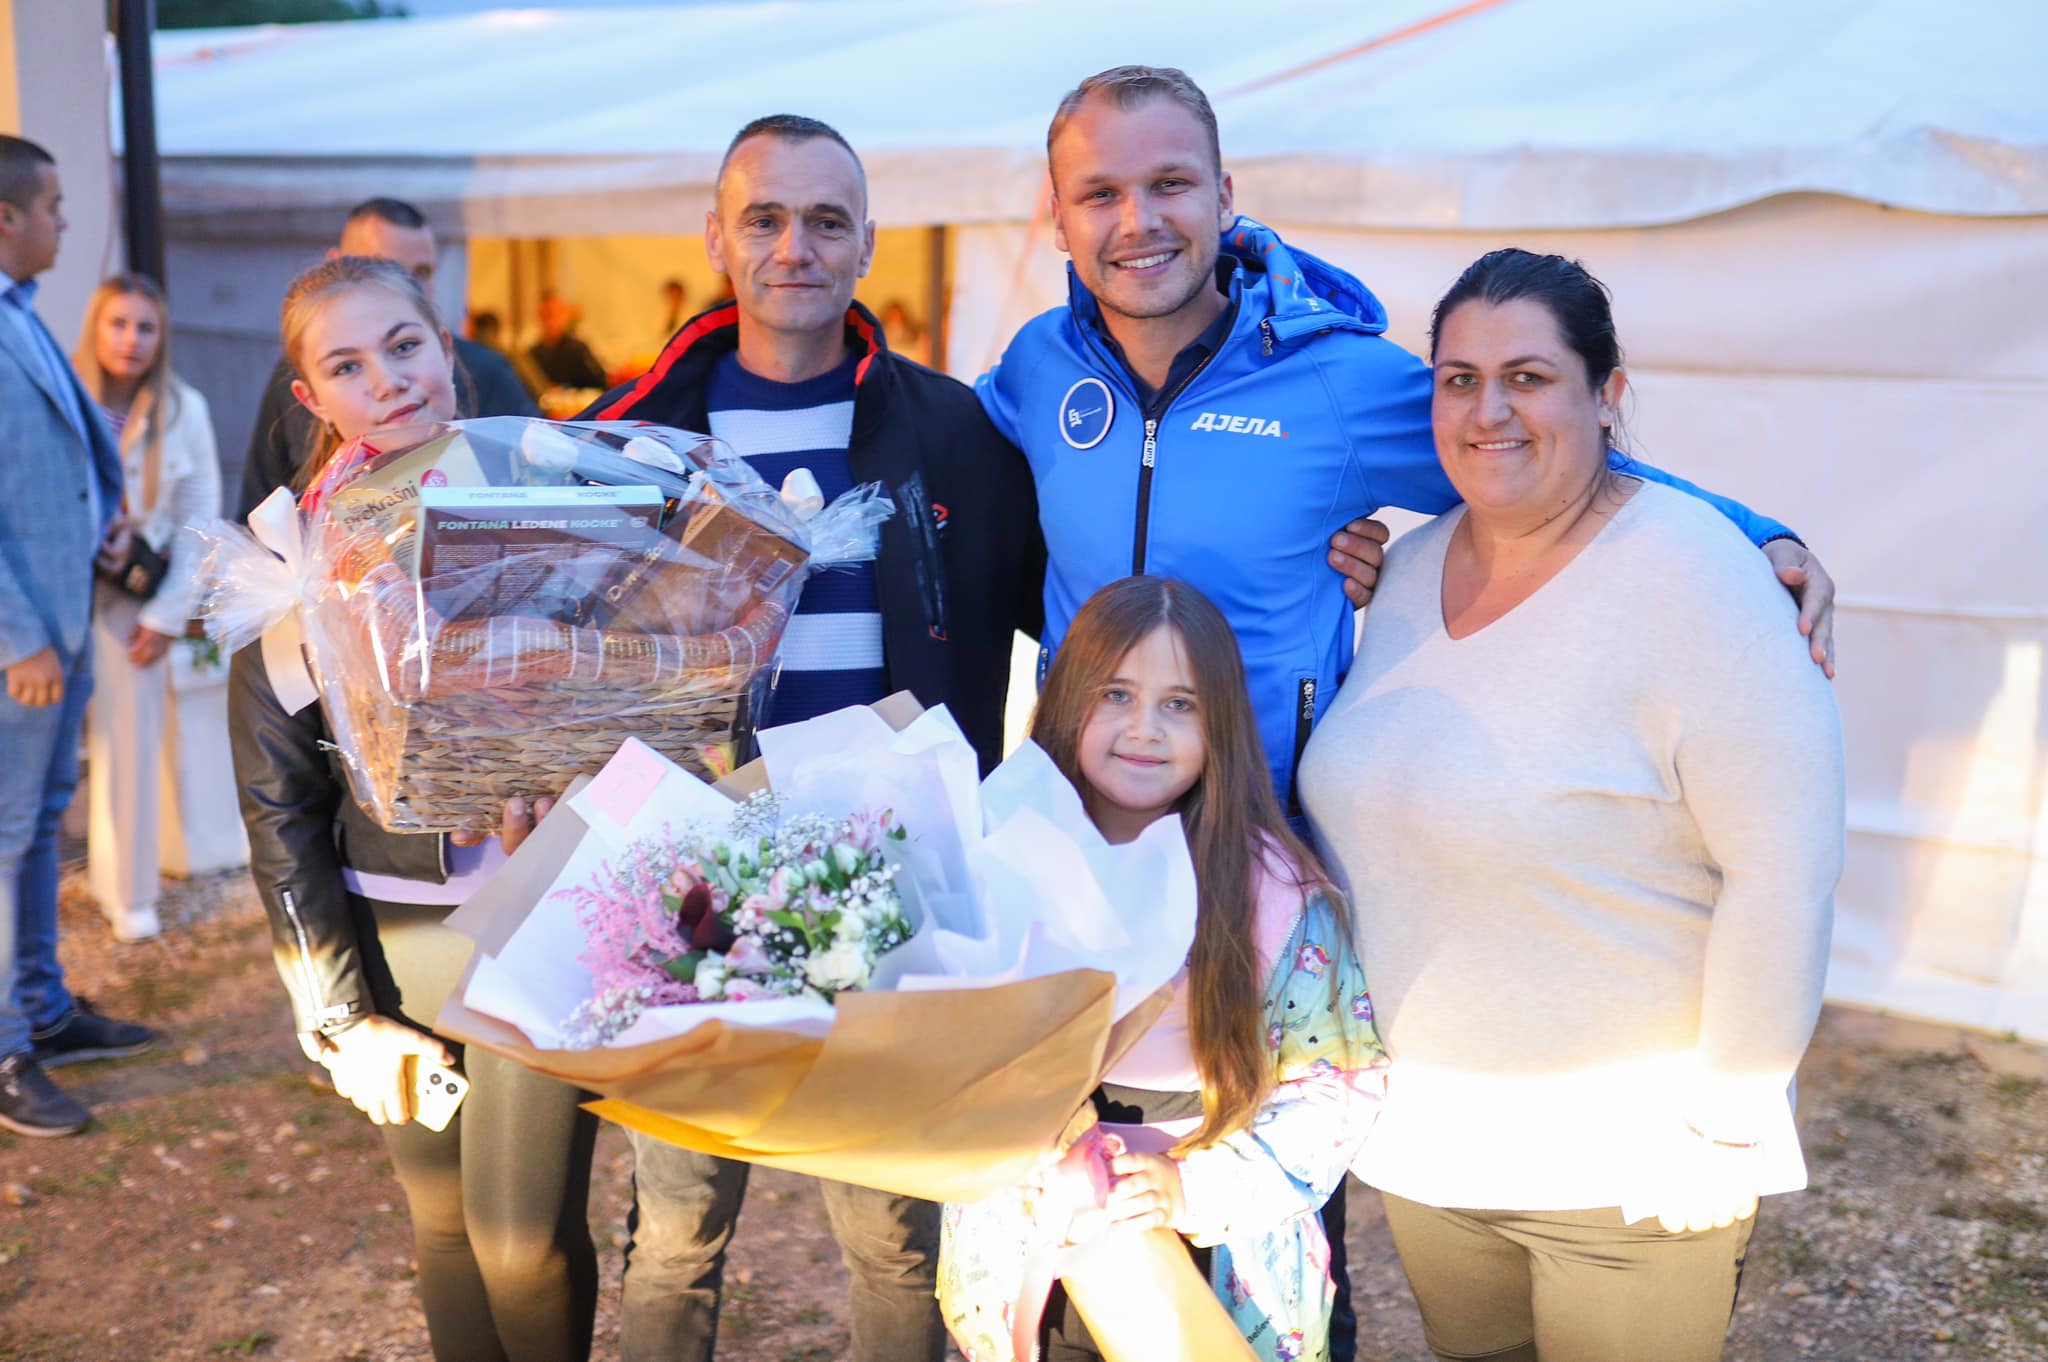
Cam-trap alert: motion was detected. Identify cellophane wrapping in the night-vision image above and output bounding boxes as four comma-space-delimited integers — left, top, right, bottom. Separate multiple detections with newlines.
201, 416, 891, 833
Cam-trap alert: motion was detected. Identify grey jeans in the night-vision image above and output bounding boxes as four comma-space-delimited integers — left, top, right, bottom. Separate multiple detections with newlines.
621, 1130, 944, 1362
1380, 1192, 1755, 1362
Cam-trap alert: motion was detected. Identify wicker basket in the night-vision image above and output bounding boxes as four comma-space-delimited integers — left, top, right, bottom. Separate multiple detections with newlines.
281, 418, 852, 835
353, 677, 761, 833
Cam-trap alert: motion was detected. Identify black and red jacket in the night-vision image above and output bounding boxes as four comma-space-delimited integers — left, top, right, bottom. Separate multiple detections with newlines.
584, 300, 1046, 772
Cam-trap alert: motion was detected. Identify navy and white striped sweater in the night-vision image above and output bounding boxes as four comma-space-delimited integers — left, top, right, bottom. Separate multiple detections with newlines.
705, 351, 886, 725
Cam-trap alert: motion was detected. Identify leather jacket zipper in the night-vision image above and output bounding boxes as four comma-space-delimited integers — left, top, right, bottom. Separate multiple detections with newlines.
278, 886, 330, 1026
894, 470, 949, 640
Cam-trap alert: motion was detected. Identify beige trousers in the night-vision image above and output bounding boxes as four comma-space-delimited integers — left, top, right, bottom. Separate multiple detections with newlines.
1380, 1191, 1756, 1362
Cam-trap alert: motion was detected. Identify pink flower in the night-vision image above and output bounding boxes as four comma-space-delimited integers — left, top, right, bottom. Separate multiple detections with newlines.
740, 880, 788, 923
722, 978, 771, 1002
725, 935, 774, 974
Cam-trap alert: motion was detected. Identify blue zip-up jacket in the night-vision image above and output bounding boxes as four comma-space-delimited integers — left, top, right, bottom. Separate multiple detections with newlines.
979, 216, 1794, 804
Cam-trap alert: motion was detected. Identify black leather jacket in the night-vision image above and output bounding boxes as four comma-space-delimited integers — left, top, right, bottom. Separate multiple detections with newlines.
229, 645, 449, 1034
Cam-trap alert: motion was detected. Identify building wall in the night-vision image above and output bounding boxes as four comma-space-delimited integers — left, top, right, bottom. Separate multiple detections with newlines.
0, 0, 118, 353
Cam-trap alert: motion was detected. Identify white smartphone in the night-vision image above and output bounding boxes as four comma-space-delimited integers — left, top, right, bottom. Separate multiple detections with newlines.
407, 1055, 469, 1132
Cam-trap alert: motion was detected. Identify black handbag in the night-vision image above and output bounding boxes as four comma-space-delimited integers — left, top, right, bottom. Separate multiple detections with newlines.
97, 526, 170, 601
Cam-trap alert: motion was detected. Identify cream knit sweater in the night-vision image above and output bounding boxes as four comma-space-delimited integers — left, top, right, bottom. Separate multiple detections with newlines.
1300, 481, 1843, 1212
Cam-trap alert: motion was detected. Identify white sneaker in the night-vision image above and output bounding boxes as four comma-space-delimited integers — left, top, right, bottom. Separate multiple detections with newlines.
108, 906, 162, 943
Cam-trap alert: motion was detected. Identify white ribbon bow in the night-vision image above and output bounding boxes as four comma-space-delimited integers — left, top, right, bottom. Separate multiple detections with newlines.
246, 486, 321, 715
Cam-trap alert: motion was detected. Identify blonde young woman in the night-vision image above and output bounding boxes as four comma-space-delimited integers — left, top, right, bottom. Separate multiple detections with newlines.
229, 255, 595, 1362
71, 274, 222, 942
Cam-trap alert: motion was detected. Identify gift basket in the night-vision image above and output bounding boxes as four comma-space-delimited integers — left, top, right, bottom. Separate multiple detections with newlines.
202, 417, 890, 834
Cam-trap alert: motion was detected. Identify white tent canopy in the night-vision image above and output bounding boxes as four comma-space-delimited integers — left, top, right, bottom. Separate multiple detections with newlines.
153, 0, 2048, 236
153, 1, 2048, 1040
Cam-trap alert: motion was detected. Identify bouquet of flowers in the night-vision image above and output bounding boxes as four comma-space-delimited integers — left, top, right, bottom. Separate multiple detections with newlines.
433, 697, 1196, 1205
560, 794, 915, 1046
196, 417, 890, 834
439, 699, 1256, 1362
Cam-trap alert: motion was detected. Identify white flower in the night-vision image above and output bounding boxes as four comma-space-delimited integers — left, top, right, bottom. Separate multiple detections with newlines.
803, 939, 871, 993
694, 956, 728, 1000
831, 843, 862, 877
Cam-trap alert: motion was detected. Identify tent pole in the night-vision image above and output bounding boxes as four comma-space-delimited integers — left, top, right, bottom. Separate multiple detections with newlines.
113, 0, 165, 287
925, 224, 948, 372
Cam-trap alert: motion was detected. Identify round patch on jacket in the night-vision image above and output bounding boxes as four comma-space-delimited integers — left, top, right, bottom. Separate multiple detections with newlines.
1058, 377, 1115, 450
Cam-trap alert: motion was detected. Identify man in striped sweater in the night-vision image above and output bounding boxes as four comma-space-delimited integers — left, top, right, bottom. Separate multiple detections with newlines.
582, 115, 1044, 1362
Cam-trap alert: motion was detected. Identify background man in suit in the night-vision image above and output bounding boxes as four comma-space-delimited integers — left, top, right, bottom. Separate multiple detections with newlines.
0, 135, 155, 1138
235, 197, 538, 518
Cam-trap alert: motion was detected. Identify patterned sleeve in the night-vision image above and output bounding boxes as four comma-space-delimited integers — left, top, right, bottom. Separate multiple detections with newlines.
1174, 894, 1387, 1247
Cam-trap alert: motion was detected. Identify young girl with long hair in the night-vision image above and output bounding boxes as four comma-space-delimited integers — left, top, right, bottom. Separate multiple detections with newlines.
71, 273, 222, 942
228, 255, 596, 1362
941, 575, 1385, 1362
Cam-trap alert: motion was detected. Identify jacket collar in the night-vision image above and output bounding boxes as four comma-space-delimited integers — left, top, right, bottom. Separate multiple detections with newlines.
594, 300, 892, 425
1063, 215, 1390, 357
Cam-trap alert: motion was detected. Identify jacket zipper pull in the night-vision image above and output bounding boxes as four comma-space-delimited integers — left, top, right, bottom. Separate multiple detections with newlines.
1142, 418, 1158, 468
1261, 320, 1275, 357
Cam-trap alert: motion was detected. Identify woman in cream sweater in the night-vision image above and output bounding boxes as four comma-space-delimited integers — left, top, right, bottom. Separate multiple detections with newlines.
72, 274, 222, 942
1299, 250, 1843, 1362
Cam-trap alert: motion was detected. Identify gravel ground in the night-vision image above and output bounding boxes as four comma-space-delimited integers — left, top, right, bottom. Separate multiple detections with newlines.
1, 867, 2042, 1361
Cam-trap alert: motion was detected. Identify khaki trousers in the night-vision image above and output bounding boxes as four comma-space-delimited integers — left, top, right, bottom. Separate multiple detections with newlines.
1380, 1192, 1754, 1362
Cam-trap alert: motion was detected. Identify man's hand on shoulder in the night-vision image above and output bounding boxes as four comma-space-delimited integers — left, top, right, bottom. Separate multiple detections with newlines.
1329, 517, 1391, 609
6, 647, 64, 708
1763, 539, 1837, 679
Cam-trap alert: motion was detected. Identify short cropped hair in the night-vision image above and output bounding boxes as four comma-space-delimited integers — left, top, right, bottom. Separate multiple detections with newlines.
0, 135, 56, 211
716, 114, 866, 202
1047, 66, 1222, 176
344, 197, 429, 232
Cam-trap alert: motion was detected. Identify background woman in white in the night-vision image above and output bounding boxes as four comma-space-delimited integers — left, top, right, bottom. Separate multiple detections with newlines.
72, 273, 221, 942
1299, 250, 1843, 1362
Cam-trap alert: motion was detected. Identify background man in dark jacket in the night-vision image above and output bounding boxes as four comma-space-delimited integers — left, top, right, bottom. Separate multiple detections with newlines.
529, 289, 610, 391
235, 197, 537, 518
581, 113, 1044, 1362
0, 135, 154, 1138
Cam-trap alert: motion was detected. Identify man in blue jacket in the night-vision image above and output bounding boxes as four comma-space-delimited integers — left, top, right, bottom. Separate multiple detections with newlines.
980, 65, 1836, 813
978, 66, 1837, 1361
